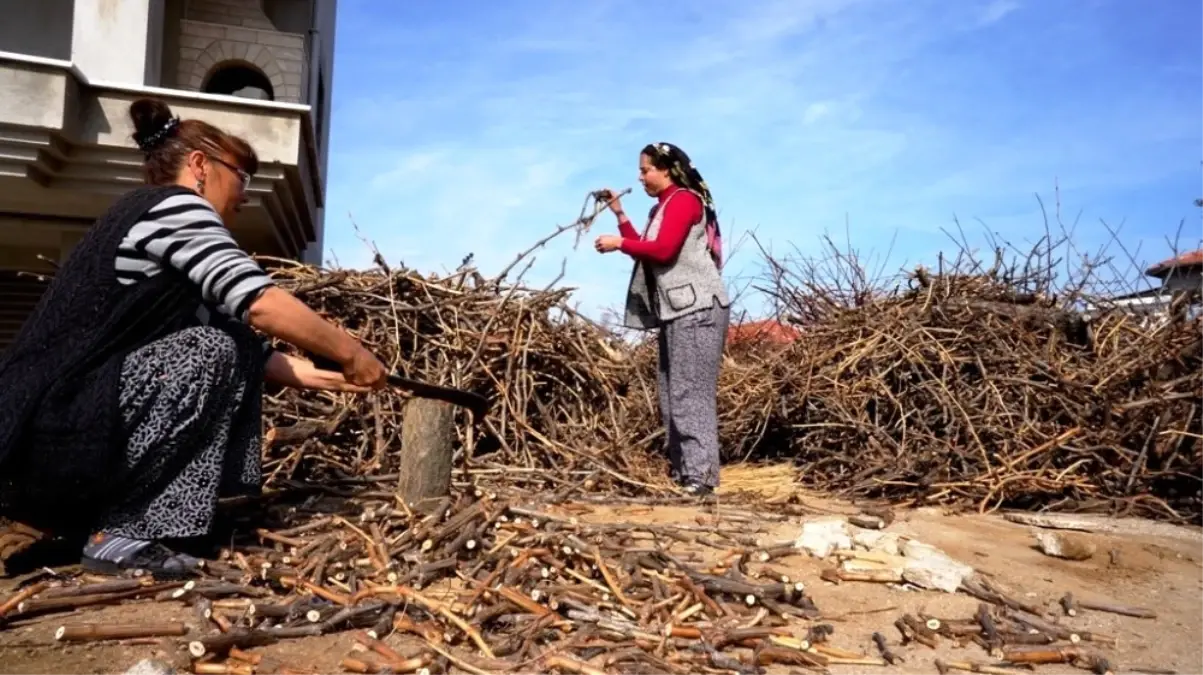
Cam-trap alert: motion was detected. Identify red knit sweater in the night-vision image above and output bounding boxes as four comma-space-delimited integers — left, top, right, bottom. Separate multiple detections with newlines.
617, 185, 703, 265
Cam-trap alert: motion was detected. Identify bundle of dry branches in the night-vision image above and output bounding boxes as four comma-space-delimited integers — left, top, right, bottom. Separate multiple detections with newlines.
695, 234, 1202, 523
259, 261, 665, 495
256, 214, 1200, 523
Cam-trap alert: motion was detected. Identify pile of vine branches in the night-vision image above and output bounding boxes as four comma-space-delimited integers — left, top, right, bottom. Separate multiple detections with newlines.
259, 214, 1202, 522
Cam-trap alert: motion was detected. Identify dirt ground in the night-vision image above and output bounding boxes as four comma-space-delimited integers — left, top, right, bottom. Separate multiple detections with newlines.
1, 492, 1200, 675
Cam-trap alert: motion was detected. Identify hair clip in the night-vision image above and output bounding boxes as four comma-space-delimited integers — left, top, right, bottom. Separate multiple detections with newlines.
138, 117, 181, 152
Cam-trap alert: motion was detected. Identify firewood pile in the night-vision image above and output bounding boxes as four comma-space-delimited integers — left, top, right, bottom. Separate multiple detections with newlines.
0, 492, 1156, 674
0, 493, 845, 673
257, 258, 668, 497
258, 234, 1201, 524
704, 248, 1203, 524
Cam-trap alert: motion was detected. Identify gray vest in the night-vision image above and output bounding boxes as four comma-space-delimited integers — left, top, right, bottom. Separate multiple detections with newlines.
623, 189, 730, 329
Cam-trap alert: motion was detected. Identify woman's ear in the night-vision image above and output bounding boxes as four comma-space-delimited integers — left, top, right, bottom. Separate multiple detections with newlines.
183, 150, 209, 194
185, 150, 207, 180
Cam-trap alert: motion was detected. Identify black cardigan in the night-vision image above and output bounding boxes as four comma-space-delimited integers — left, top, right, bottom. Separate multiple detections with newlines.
0, 184, 205, 532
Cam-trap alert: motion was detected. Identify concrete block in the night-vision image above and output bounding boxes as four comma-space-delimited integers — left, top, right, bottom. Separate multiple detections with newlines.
256, 32, 304, 49
224, 27, 259, 43
182, 21, 226, 39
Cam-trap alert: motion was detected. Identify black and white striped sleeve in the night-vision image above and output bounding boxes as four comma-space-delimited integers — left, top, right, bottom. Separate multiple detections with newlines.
118, 192, 275, 321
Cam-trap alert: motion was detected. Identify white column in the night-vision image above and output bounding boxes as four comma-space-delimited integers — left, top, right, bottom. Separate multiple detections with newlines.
70, 0, 163, 85
302, 206, 326, 265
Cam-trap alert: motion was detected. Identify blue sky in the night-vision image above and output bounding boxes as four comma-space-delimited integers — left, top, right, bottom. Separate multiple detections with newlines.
321, 0, 1202, 323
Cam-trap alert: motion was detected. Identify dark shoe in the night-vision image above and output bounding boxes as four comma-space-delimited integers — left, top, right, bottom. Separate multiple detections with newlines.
82, 541, 204, 580
680, 480, 715, 498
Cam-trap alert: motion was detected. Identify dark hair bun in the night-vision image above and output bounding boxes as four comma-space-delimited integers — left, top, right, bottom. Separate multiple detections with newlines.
129, 98, 177, 150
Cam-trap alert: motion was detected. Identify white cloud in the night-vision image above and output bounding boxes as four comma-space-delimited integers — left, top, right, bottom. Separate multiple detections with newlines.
978, 0, 1020, 26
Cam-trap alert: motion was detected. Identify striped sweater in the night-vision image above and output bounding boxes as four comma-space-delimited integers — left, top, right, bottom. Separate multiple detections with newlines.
115, 192, 275, 323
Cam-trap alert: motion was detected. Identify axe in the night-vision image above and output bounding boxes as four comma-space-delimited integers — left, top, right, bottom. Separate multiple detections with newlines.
310, 354, 490, 417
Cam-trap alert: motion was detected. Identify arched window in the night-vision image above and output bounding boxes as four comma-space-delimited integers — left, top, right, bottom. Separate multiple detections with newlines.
202, 62, 275, 101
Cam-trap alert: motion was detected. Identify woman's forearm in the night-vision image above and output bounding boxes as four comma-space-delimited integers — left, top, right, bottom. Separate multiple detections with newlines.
264, 352, 368, 391
615, 211, 640, 239
246, 286, 361, 366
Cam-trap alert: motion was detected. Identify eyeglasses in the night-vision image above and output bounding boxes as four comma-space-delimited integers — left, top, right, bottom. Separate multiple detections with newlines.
208, 156, 252, 192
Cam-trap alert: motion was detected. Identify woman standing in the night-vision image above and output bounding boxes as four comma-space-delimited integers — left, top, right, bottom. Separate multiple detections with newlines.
594, 142, 730, 496
0, 98, 388, 577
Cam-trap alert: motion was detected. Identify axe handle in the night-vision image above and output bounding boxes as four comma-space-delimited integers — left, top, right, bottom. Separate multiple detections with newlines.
308, 355, 490, 416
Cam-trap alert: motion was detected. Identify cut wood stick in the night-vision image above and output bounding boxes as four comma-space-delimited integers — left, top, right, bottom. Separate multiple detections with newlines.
354, 632, 411, 665
354, 632, 436, 673
592, 549, 635, 609
279, 577, 351, 606
358, 585, 495, 658
1002, 645, 1086, 665
188, 630, 279, 659
872, 632, 903, 665
339, 657, 380, 674
1061, 592, 1157, 619
935, 659, 1025, 675
193, 663, 255, 675
544, 653, 607, 675
16, 582, 186, 616
55, 622, 188, 642
753, 644, 828, 668
820, 567, 903, 584
256, 528, 307, 548
38, 579, 149, 600
227, 647, 262, 665
0, 581, 49, 619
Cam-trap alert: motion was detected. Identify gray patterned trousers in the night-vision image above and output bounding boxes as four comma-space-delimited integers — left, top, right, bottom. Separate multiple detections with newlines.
657, 299, 729, 488
97, 323, 265, 540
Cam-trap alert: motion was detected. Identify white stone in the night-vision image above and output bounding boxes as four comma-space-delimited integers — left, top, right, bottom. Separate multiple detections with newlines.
851, 528, 902, 555
123, 659, 175, 675
899, 539, 975, 593
793, 518, 852, 559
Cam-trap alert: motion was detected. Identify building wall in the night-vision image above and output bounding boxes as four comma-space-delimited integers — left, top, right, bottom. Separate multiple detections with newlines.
69, 0, 162, 84
168, 0, 334, 264
0, 0, 76, 60
174, 0, 308, 103
1162, 268, 1202, 293
304, 0, 337, 265
0, 0, 338, 345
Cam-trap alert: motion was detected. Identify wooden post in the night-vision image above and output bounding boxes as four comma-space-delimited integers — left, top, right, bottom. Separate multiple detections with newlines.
397, 398, 455, 510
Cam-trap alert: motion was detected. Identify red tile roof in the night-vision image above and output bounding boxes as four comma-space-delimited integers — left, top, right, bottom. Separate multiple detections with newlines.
727, 319, 800, 345
1146, 249, 1203, 277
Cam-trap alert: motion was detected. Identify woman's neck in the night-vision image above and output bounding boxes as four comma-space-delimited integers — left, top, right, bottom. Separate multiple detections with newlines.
655, 184, 679, 202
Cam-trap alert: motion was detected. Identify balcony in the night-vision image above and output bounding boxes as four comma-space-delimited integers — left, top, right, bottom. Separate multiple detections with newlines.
176, 19, 308, 104
0, 50, 322, 263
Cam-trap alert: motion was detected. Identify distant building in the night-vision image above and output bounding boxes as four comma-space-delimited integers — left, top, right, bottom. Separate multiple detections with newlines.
1145, 250, 1203, 292
1085, 249, 1203, 324
727, 319, 801, 347
0, 0, 338, 347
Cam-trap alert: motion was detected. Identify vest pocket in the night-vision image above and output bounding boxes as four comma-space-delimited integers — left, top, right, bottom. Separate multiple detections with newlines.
663, 283, 696, 311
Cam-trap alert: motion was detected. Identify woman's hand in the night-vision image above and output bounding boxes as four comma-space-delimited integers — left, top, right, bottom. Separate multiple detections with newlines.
594, 234, 623, 253
595, 188, 625, 215
344, 345, 389, 389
